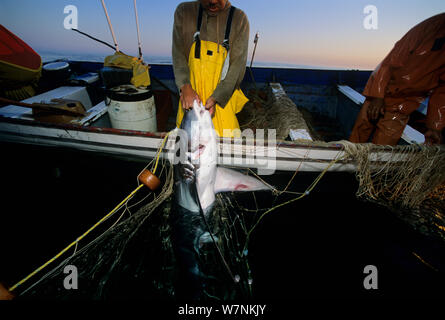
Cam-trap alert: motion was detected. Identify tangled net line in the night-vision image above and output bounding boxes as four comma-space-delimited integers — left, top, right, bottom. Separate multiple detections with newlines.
342, 141, 445, 240
341, 142, 445, 209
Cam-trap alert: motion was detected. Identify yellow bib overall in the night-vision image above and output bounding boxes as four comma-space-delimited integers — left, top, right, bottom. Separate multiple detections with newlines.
176, 5, 248, 137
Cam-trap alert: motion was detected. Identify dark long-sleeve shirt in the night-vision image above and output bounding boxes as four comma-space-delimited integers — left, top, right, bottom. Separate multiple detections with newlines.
172, 1, 249, 107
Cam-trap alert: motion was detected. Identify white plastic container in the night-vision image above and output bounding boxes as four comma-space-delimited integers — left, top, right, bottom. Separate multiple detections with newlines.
106, 84, 157, 132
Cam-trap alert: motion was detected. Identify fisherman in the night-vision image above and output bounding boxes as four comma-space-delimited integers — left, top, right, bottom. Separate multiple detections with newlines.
170, 0, 250, 299
172, 0, 250, 137
349, 13, 445, 146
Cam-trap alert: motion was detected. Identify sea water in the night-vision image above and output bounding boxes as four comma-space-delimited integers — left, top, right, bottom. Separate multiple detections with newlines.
39, 51, 343, 70
2, 141, 445, 301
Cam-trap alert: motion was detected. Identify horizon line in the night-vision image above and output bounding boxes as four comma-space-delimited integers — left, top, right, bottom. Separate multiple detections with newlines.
38, 51, 375, 71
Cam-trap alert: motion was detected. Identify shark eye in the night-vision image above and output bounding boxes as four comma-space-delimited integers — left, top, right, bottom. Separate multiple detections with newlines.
194, 144, 206, 157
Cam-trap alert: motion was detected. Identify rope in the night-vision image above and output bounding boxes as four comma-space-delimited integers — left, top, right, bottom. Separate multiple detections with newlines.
100, 0, 120, 52
152, 132, 170, 175
71, 28, 115, 51
341, 141, 445, 208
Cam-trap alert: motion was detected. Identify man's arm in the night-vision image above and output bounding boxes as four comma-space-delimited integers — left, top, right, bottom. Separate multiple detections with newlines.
363, 38, 414, 99
172, 4, 190, 91
172, 4, 200, 110
362, 19, 431, 122
425, 83, 445, 145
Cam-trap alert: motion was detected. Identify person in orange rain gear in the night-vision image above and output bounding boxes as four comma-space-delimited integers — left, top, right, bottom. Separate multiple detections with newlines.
172, 0, 250, 137
349, 13, 445, 146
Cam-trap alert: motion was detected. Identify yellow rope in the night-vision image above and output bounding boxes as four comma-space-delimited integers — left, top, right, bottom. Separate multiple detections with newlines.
152, 132, 170, 175
8, 132, 172, 293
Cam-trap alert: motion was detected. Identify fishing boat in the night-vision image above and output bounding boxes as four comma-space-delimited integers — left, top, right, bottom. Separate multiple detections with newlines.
0, 57, 433, 173
0, 25, 42, 101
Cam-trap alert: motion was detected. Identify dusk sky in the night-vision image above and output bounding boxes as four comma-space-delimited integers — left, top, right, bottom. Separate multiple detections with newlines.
1, 0, 444, 70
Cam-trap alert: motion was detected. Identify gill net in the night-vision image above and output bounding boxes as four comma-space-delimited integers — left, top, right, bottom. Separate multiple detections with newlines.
14, 152, 269, 300
16, 170, 271, 300
341, 141, 445, 241
15, 141, 445, 300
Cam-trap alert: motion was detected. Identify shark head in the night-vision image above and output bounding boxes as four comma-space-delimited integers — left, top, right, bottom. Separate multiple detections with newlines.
175, 100, 271, 214
181, 100, 218, 169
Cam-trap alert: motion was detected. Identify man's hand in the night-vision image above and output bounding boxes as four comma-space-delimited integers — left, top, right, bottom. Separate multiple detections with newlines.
424, 128, 443, 145
205, 96, 216, 117
180, 84, 200, 110
367, 97, 385, 121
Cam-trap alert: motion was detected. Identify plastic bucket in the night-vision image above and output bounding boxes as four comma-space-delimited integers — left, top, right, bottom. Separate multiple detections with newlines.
106, 84, 157, 132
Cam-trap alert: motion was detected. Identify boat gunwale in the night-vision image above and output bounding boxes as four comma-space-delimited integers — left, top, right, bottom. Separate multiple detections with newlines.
0, 114, 349, 152
0, 114, 168, 138
0, 114, 430, 155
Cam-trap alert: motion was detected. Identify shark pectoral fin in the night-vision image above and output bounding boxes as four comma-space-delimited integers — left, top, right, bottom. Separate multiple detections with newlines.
214, 167, 272, 194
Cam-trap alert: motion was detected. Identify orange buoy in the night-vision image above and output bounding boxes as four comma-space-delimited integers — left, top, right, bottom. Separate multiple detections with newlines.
0, 283, 14, 300
138, 169, 161, 191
